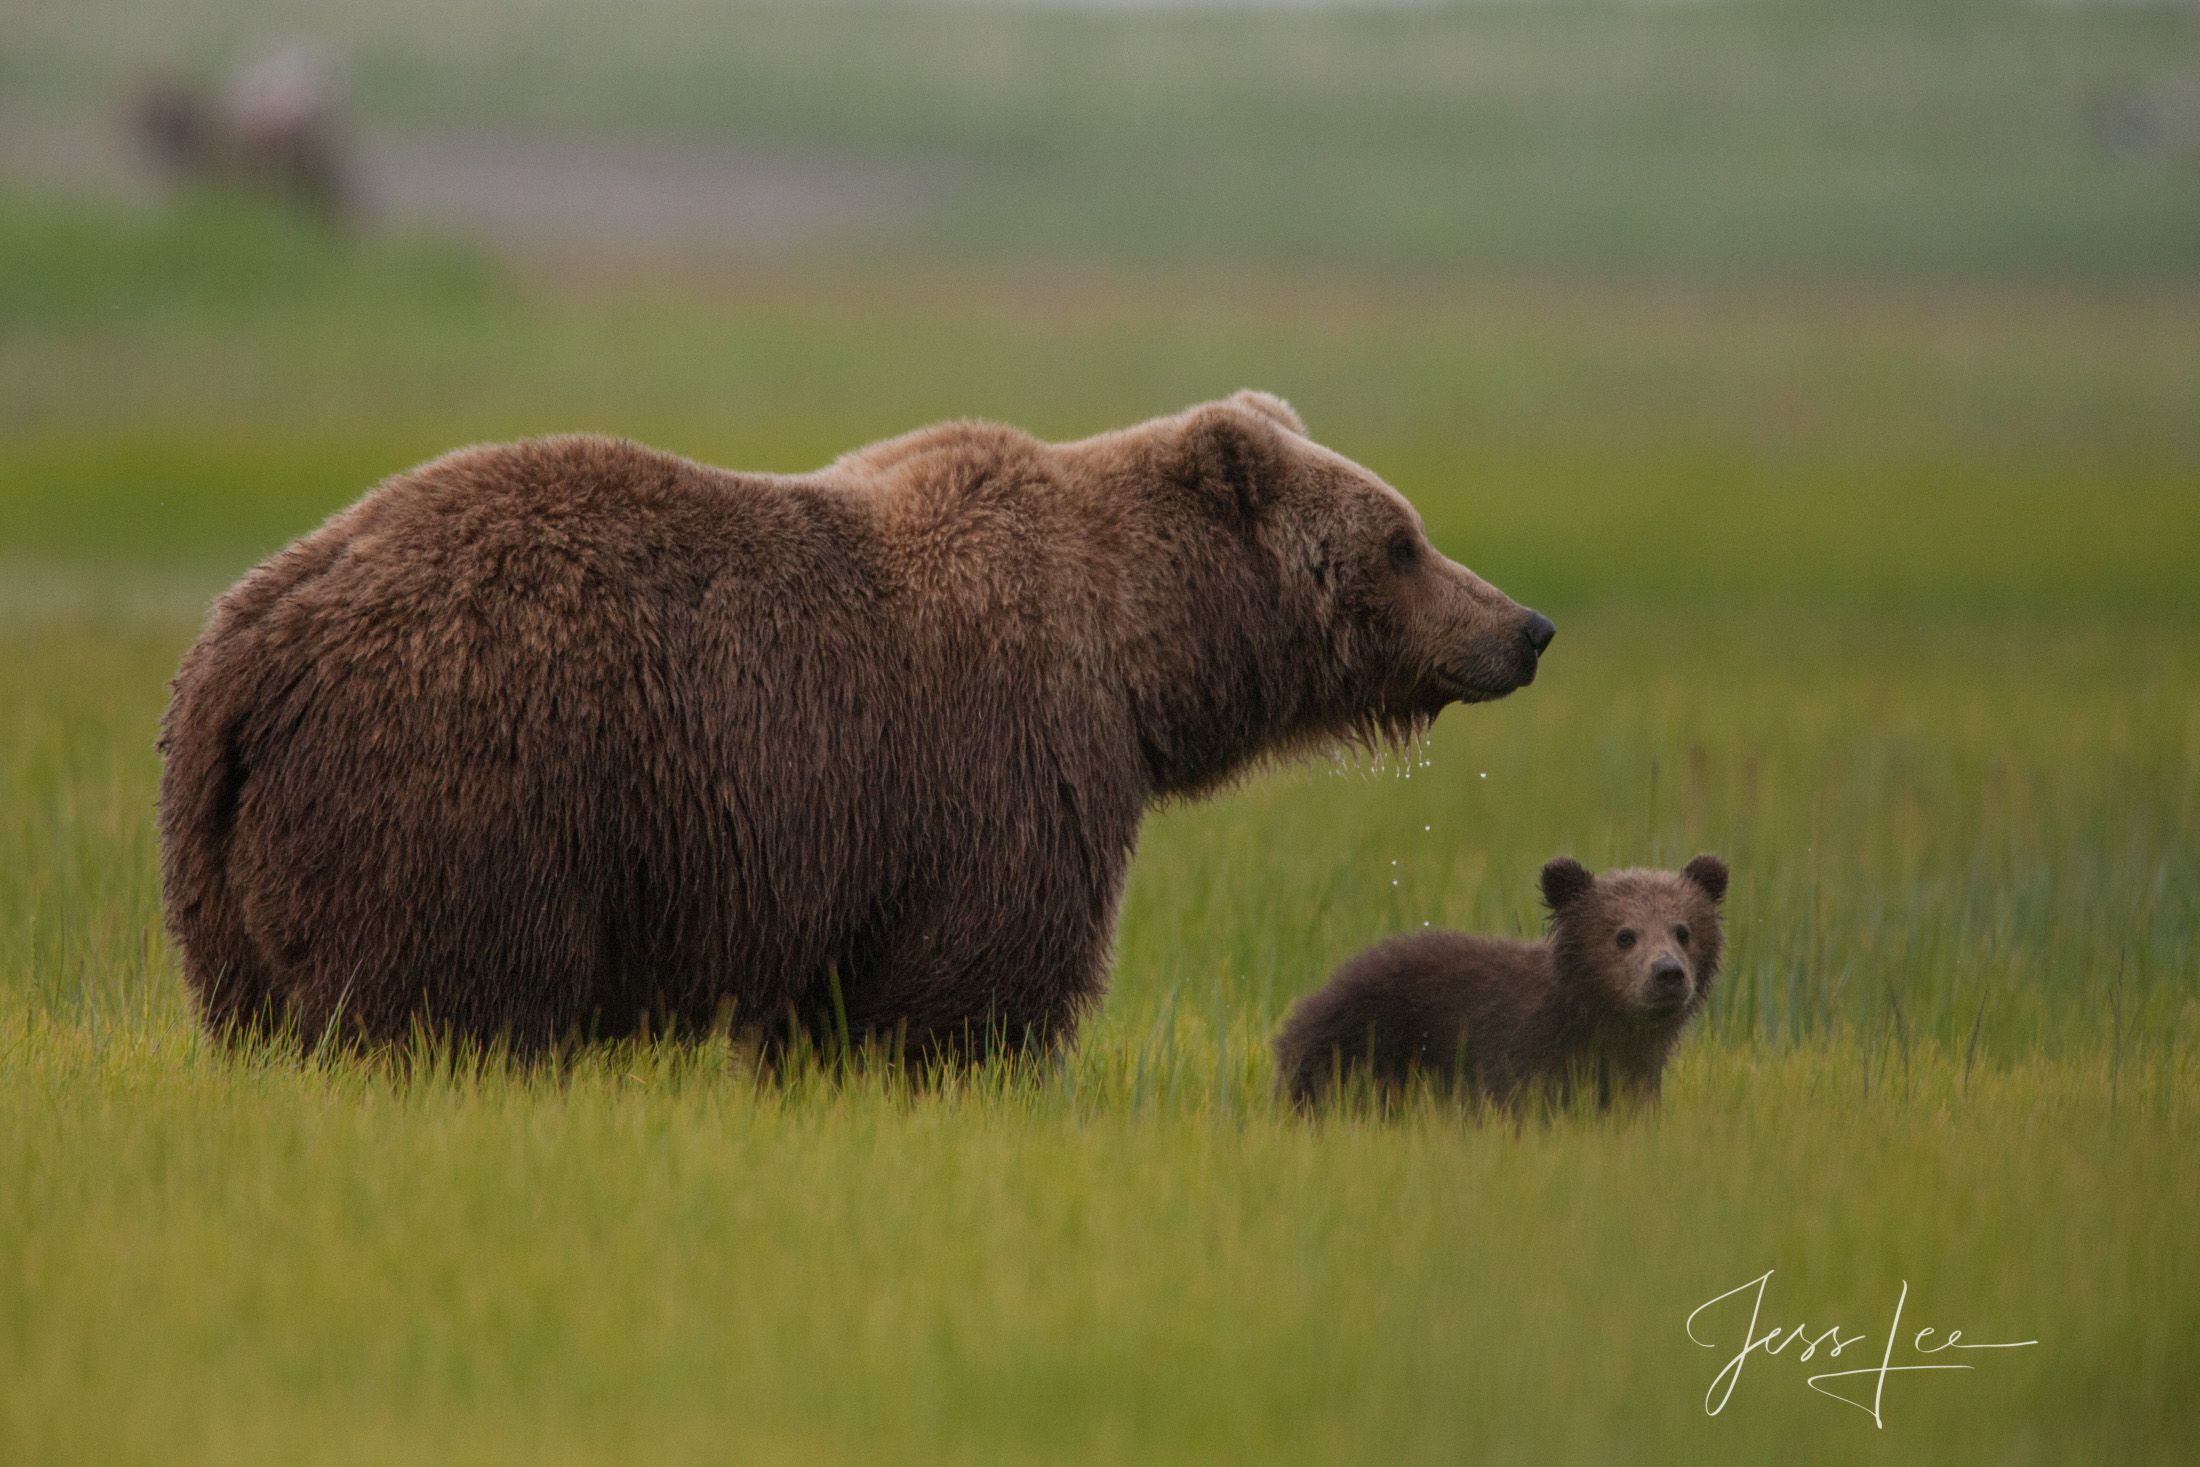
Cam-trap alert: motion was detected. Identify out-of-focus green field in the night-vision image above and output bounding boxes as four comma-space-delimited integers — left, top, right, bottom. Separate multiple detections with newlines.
3, 2, 2199, 1451
8, 0, 2200, 274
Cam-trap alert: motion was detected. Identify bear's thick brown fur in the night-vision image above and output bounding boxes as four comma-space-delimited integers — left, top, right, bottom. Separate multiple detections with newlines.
1275, 854, 1728, 1108
158, 392, 1553, 1056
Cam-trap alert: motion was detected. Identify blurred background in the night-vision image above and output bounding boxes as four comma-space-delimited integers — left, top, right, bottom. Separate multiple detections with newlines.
9, 0, 2200, 271
2, 0, 2195, 611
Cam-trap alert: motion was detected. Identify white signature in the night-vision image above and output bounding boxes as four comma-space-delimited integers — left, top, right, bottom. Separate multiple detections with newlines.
1686, 1270, 2038, 1427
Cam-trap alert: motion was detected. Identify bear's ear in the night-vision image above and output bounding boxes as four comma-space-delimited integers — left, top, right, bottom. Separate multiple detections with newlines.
1225, 389, 1306, 437
1539, 856, 1595, 912
1683, 854, 1729, 904
1173, 400, 1282, 520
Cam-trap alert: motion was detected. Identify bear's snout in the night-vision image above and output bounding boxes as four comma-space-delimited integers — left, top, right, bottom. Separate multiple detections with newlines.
1408, 561, 1552, 706
1649, 956, 1690, 1007
1509, 609, 1556, 687
1487, 606, 1554, 692
1522, 610, 1556, 657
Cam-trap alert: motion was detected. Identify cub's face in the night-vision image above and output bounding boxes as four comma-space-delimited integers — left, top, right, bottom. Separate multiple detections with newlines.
1541, 855, 1730, 1022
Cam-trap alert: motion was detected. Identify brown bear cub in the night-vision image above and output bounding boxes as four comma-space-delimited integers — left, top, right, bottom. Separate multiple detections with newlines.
1275, 855, 1728, 1109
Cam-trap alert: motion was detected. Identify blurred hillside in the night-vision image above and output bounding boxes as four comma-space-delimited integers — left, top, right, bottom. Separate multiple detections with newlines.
2, 2, 2195, 613
3, 0, 2197, 275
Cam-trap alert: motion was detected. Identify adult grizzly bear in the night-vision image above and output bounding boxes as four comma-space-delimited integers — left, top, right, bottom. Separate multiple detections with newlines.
158, 391, 1554, 1056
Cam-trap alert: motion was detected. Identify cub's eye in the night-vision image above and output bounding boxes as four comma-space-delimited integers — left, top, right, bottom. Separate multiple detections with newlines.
1675, 924, 1691, 946
1388, 533, 1418, 572
1615, 928, 1637, 950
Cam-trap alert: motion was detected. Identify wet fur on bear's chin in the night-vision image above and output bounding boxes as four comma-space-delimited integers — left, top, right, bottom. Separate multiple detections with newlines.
1274, 856, 1728, 1110
156, 393, 1545, 1058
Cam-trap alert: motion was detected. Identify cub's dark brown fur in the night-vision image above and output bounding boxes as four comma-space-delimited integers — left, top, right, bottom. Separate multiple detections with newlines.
158, 393, 1555, 1058
1275, 855, 1728, 1108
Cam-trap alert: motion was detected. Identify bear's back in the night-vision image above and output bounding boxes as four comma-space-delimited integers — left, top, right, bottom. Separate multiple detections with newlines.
160, 436, 920, 1046
158, 428, 1155, 1049
1274, 930, 1550, 1104
330, 435, 867, 620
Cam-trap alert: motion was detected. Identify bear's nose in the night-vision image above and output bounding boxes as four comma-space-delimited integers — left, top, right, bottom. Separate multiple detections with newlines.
1521, 611, 1556, 657
1651, 957, 1687, 993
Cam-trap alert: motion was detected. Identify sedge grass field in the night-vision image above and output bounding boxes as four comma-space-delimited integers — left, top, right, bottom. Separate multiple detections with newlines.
3, 136, 2198, 1467
3, 600, 2195, 1461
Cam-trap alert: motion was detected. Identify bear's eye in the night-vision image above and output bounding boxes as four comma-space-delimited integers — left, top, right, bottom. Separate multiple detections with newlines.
1615, 928, 1637, 950
1388, 533, 1418, 573
1675, 924, 1691, 946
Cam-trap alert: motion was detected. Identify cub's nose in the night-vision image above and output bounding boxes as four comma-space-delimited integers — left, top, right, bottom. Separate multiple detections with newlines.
1651, 957, 1688, 995
1521, 611, 1556, 657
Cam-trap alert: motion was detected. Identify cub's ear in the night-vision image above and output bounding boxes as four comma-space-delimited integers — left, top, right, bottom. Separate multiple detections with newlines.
1683, 854, 1730, 904
1539, 856, 1595, 912
1224, 389, 1306, 437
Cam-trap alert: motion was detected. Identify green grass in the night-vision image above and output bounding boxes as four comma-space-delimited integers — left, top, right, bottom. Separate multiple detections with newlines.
4, 603, 2194, 1461
2, 1020, 2192, 1465
3, 184, 2197, 1459
4, 196, 2196, 611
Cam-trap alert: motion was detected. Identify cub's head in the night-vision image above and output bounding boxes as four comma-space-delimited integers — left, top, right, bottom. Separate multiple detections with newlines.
1540, 854, 1730, 1024
1157, 390, 1554, 741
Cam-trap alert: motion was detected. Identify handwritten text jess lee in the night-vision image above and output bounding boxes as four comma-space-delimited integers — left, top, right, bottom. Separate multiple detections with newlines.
1686, 1270, 2038, 1427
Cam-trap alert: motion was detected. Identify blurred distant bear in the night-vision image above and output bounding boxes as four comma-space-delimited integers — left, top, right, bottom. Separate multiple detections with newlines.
157, 392, 1555, 1057
1276, 855, 1728, 1108
130, 49, 350, 216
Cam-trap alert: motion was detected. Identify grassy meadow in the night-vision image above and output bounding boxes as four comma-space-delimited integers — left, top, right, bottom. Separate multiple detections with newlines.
5, 1, 2200, 1460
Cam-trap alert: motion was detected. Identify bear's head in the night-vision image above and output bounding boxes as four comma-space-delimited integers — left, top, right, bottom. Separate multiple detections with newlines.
1068, 391, 1555, 794
1540, 854, 1729, 1024
1155, 391, 1552, 743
